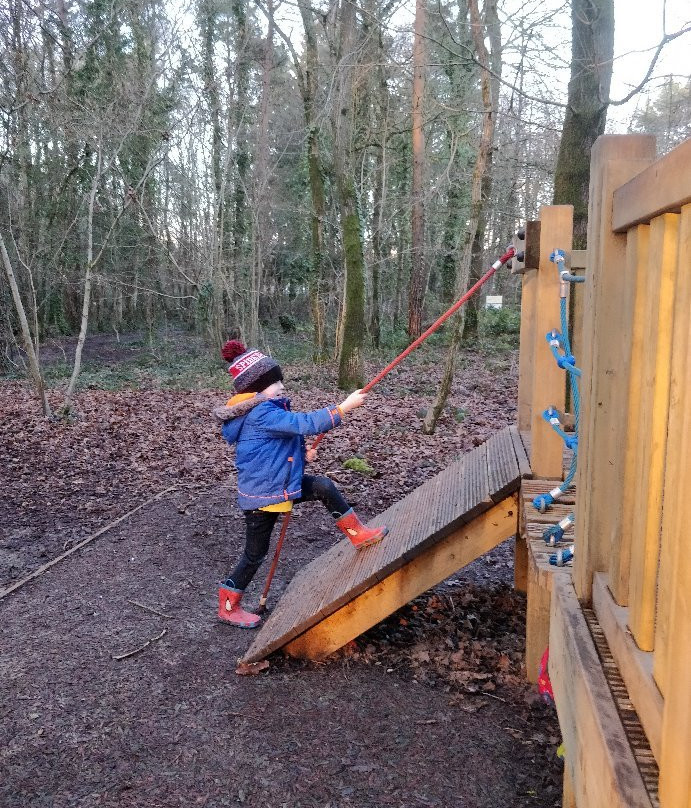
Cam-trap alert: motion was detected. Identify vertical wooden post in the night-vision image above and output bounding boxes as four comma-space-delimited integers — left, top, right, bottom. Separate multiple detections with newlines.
627, 213, 679, 651
658, 208, 691, 805
529, 206, 572, 479
608, 224, 650, 605
573, 135, 656, 602
654, 203, 691, 696
514, 534, 528, 593
517, 220, 540, 432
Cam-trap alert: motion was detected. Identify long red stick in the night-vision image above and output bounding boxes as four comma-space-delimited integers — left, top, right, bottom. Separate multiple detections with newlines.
311, 246, 515, 450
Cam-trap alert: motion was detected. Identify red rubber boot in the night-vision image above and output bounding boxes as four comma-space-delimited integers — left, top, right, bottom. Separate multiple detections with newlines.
218, 586, 261, 629
336, 508, 389, 549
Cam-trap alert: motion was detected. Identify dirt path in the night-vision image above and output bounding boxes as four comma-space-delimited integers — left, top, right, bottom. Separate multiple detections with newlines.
1, 484, 562, 808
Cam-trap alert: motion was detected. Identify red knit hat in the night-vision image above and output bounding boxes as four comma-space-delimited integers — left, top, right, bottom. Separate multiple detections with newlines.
221, 340, 283, 393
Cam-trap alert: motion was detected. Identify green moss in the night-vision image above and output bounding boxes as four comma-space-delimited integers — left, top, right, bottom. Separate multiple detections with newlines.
343, 456, 376, 476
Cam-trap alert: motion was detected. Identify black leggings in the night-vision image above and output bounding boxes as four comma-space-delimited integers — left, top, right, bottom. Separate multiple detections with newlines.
226, 475, 350, 591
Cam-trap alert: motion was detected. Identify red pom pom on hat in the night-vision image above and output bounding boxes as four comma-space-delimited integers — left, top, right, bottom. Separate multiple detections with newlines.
221, 339, 246, 362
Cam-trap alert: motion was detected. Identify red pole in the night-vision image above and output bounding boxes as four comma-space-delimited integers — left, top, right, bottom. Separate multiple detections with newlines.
311, 246, 515, 449
258, 512, 291, 611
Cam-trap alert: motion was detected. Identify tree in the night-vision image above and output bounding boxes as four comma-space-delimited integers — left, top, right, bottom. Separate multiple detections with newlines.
408, 0, 427, 340
423, 0, 500, 433
552, 0, 613, 247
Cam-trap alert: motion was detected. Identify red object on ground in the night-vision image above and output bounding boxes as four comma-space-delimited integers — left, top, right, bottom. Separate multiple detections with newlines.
538, 646, 554, 702
336, 509, 389, 549
218, 586, 261, 629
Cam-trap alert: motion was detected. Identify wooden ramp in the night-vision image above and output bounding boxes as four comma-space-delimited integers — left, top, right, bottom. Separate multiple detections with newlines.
242, 426, 530, 664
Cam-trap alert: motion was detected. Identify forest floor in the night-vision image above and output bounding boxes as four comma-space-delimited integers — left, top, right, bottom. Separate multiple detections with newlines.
0, 330, 563, 808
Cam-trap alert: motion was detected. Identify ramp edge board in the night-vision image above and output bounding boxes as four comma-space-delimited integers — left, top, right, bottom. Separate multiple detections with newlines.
283, 495, 518, 660
242, 426, 525, 664
549, 576, 657, 808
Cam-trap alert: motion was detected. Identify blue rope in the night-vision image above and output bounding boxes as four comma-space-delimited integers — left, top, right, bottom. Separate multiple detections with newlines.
543, 513, 574, 545
533, 249, 582, 515
549, 545, 574, 566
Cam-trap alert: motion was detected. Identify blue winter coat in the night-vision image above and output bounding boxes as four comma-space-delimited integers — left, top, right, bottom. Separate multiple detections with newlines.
218, 394, 342, 510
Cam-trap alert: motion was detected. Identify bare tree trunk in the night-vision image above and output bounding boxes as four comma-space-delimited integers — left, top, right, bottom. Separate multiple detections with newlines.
249, 0, 274, 345
334, 0, 365, 389
0, 231, 51, 416
63, 147, 102, 411
299, 5, 328, 360
553, 0, 613, 247
463, 0, 501, 340
408, 0, 426, 340
423, 0, 497, 433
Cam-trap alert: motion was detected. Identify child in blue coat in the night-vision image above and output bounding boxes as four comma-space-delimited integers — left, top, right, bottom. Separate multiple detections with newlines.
213, 340, 389, 629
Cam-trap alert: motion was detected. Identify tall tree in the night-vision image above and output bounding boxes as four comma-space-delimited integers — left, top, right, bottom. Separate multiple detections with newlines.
552, 0, 614, 247
334, 0, 366, 388
423, 0, 500, 433
408, 0, 427, 340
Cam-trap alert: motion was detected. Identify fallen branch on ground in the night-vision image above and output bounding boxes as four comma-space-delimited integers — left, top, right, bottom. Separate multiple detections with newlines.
0, 486, 178, 601
112, 628, 167, 661
128, 600, 173, 619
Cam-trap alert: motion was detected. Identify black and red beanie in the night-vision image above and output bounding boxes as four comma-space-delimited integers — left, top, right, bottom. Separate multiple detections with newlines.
221, 340, 283, 393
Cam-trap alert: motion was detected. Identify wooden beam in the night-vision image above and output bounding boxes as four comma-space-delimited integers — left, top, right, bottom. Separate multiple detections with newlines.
529, 205, 572, 478
573, 134, 656, 602
549, 577, 654, 808
283, 496, 518, 660
657, 204, 691, 808
612, 139, 691, 232
592, 573, 663, 763
608, 224, 650, 605
654, 203, 691, 696
517, 223, 539, 432
563, 768, 577, 808
525, 548, 553, 684
628, 213, 679, 651
514, 533, 528, 593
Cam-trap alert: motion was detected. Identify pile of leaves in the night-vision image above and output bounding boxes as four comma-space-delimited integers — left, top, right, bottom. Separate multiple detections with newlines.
345, 584, 531, 698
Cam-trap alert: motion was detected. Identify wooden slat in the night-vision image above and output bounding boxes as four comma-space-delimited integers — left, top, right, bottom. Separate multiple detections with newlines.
529, 205, 572, 478
518, 227, 538, 432
509, 425, 532, 478
608, 224, 650, 604
628, 213, 679, 651
573, 134, 656, 603
658, 233, 691, 803
583, 609, 660, 805
612, 139, 691, 232
654, 203, 691, 696
242, 429, 521, 664
549, 576, 655, 808
486, 427, 522, 503
592, 573, 663, 763
283, 496, 518, 660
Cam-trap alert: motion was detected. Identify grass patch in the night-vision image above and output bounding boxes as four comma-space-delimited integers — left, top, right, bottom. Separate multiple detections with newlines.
343, 456, 376, 476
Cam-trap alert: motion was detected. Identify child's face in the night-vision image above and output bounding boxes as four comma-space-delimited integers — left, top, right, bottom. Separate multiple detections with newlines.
261, 380, 286, 398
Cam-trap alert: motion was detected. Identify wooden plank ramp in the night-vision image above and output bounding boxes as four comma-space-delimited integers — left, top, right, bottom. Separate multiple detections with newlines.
241, 426, 526, 664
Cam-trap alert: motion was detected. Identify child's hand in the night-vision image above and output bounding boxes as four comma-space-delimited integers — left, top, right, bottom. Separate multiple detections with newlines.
340, 389, 367, 414
306, 447, 318, 463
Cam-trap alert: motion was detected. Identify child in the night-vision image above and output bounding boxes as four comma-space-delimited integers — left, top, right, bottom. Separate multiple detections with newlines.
213, 340, 389, 629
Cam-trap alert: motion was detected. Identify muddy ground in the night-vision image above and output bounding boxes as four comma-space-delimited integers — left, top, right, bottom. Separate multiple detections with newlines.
1, 339, 562, 807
